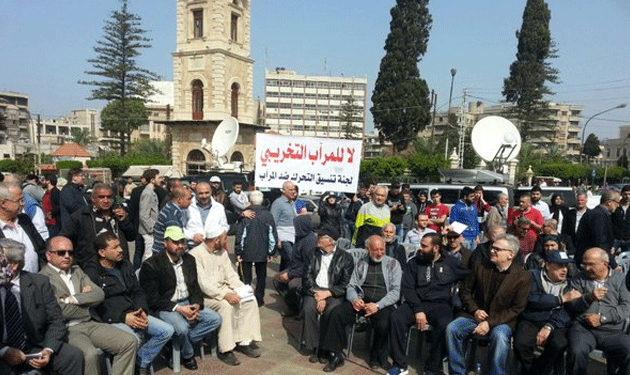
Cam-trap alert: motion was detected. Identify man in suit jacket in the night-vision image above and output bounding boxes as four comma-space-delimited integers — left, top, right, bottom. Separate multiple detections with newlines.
40, 236, 137, 375
0, 183, 46, 273
0, 238, 83, 375
575, 190, 620, 268
139, 226, 221, 370
446, 234, 532, 375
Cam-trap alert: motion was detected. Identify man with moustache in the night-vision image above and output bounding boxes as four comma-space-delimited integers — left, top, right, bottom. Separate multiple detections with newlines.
353, 186, 390, 247
387, 233, 469, 375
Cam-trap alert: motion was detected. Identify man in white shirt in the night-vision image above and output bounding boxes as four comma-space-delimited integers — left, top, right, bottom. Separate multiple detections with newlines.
228, 181, 251, 215
531, 186, 552, 220
186, 181, 229, 248
404, 213, 435, 247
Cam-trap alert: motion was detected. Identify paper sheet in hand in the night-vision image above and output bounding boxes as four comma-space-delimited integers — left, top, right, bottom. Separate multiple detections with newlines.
450, 221, 468, 234
234, 285, 256, 303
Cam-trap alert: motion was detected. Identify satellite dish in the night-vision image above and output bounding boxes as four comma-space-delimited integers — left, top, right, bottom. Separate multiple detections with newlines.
203, 117, 239, 169
471, 116, 521, 170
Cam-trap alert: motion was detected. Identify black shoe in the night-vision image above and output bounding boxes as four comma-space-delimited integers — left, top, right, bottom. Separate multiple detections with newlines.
369, 359, 380, 370
136, 368, 149, 375
323, 353, 344, 372
235, 343, 261, 358
308, 349, 319, 363
218, 351, 241, 366
182, 356, 198, 370
280, 309, 299, 318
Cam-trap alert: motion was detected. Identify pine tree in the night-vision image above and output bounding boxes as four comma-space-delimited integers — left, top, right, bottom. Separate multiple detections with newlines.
502, 0, 559, 141
583, 133, 601, 159
371, 0, 432, 152
340, 97, 362, 139
79, 0, 159, 155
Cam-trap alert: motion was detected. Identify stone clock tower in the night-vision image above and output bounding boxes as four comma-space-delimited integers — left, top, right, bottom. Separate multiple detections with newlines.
168, 0, 263, 174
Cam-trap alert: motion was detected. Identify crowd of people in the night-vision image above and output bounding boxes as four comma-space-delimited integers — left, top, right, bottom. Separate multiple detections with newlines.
1, 169, 630, 375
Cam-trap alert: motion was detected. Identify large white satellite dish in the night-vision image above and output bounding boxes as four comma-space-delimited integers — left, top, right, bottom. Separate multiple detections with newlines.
200, 117, 239, 169
471, 116, 521, 171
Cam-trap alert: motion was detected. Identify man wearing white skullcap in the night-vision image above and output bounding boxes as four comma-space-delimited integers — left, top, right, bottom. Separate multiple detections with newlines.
189, 226, 262, 366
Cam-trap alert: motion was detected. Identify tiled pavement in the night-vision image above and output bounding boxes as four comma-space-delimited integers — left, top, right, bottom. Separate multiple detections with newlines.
145, 244, 607, 375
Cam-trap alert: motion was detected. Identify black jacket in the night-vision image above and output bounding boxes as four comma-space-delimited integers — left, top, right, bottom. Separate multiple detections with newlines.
385, 239, 408, 268
520, 268, 572, 329
303, 247, 354, 298
235, 204, 278, 262
575, 205, 616, 268
0, 213, 46, 266
387, 192, 405, 224
87, 260, 149, 324
59, 182, 88, 225
403, 252, 470, 314
612, 205, 630, 241
139, 250, 204, 314
318, 199, 343, 234
287, 215, 317, 279
127, 184, 146, 231
60, 206, 136, 272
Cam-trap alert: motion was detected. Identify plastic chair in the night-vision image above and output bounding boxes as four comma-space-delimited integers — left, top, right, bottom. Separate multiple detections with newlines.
346, 248, 367, 264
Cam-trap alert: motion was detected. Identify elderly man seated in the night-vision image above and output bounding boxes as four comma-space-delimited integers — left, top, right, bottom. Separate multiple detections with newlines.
446, 233, 531, 375
514, 250, 581, 375
566, 247, 630, 375
317, 235, 401, 372
189, 226, 262, 366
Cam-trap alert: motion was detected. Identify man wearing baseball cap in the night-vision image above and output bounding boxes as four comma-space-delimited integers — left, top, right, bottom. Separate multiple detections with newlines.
514, 250, 580, 375
139, 226, 221, 371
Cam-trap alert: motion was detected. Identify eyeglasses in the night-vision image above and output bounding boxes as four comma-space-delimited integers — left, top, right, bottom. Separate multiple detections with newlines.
3, 197, 24, 204
50, 250, 74, 257
491, 245, 512, 253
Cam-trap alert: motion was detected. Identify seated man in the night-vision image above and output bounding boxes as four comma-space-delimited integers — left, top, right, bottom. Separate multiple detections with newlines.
388, 233, 469, 375
302, 229, 354, 363
88, 232, 174, 374
446, 233, 531, 375
190, 226, 262, 366
0, 238, 83, 375
40, 236, 138, 375
139, 226, 221, 371
319, 235, 401, 372
514, 250, 581, 375
566, 247, 630, 375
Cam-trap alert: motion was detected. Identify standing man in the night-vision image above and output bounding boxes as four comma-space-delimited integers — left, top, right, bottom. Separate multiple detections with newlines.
450, 187, 480, 250
403, 213, 435, 248
151, 186, 193, 254
209, 176, 228, 206
508, 193, 544, 239
567, 192, 589, 243
22, 174, 44, 205
575, 190, 620, 268
611, 185, 630, 253
319, 235, 401, 372
401, 190, 418, 240
353, 186, 390, 247
446, 234, 531, 375
40, 236, 138, 375
90, 232, 174, 375
486, 193, 511, 231
190, 226, 263, 366
140, 226, 221, 371
530, 185, 552, 221
271, 181, 298, 271
388, 233, 469, 375
566, 247, 630, 375
0, 238, 83, 375
345, 182, 372, 239
387, 182, 406, 241
123, 177, 136, 201
235, 190, 277, 306
59, 168, 88, 225
61, 183, 135, 272
0, 182, 46, 272
228, 180, 251, 216
41, 174, 61, 237
186, 181, 229, 248
138, 169, 162, 265
425, 189, 449, 233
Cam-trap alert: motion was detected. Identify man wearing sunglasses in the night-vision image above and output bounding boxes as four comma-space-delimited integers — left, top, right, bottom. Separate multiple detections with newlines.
446, 233, 531, 375
40, 236, 138, 375
61, 183, 135, 274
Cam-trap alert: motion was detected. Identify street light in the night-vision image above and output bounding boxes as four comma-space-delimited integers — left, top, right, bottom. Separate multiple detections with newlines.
581, 103, 627, 162
447, 68, 457, 117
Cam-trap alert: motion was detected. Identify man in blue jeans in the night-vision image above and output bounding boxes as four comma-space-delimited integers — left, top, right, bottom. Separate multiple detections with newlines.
140, 226, 221, 371
89, 232, 173, 375
446, 234, 531, 375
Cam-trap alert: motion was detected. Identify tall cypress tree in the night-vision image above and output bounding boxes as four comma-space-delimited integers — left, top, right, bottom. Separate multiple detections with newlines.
503, 0, 559, 141
79, 0, 159, 156
371, 0, 432, 152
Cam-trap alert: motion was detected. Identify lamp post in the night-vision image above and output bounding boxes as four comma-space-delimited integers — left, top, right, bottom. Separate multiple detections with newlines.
581, 103, 627, 163
447, 68, 457, 118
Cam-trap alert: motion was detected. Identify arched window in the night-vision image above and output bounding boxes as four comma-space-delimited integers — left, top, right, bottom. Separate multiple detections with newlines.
231, 82, 239, 118
230, 151, 244, 163
186, 149, 206, 175
192, 80, 203, 120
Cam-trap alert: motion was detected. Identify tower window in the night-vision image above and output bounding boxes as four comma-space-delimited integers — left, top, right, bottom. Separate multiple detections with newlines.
230, 13, 239, 41
193, 10, 203, 38
192, 80, 204, 120
231, 82, 240, 118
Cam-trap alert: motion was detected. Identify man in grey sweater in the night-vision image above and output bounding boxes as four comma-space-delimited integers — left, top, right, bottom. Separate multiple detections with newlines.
567, 247, 630, 375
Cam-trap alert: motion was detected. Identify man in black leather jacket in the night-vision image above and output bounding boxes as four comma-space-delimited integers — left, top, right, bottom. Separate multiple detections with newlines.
301, 229, 354, 362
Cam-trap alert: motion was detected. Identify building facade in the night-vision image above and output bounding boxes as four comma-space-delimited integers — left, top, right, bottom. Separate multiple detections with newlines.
264, 69, 367, 139
601, 125, 630, 167
131, 81, 174, 142
166, 0, 263, 175
423, 101, 583, 157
